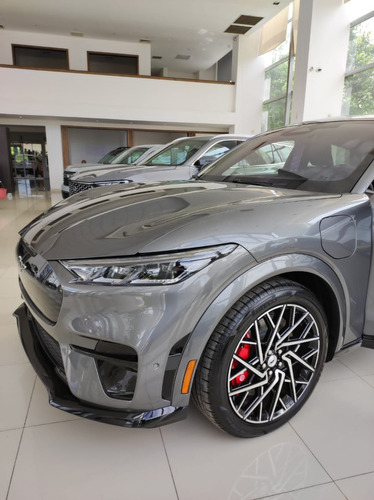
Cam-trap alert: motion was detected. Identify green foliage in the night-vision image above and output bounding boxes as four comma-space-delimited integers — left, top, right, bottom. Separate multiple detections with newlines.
262, 98, 287, 131
343, 22, 374, 116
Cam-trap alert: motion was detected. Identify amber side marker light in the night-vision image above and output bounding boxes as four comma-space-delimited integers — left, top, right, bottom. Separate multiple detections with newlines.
181, 360, 197, 394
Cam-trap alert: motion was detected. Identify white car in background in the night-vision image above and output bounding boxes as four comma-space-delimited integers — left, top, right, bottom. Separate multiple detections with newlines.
61, 144, 162, 198
68, 135, 250, 196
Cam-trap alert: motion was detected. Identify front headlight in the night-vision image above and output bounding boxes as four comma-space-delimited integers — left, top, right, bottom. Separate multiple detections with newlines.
61, 244, 237, 286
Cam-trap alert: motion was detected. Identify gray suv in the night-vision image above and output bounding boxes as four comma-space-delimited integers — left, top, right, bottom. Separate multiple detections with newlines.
14, 119, 374, 437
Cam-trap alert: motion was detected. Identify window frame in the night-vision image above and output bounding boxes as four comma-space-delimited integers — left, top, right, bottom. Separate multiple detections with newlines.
87, 51, 139, 76
12, 44, 70, 70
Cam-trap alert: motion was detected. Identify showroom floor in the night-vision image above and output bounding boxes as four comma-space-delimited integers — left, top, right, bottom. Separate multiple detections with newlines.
1, 192, 374, 500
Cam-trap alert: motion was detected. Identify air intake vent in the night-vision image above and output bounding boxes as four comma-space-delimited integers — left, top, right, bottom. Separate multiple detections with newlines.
176, 54, 191, 60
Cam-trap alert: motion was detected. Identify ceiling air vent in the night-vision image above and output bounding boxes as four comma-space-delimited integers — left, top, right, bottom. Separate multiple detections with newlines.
225, 25, 251, 35
176, 54, 191, 60
234, 15, 263, 26
152, 56, 162, 60
225, 14, 263, 35
71, 32, 83, 37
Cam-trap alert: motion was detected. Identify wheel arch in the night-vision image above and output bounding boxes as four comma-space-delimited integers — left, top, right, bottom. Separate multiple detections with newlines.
171, 253, 347, 407
275, 271, 341, 361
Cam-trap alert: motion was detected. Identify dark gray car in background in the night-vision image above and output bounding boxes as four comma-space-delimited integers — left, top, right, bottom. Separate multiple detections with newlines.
14, 119, 374, 437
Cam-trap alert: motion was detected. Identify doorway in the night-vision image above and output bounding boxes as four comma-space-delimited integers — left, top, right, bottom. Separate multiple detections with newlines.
8, 126, 49, 197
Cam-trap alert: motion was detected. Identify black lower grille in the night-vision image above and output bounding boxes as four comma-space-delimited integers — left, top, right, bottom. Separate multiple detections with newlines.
34, 320, 65, 374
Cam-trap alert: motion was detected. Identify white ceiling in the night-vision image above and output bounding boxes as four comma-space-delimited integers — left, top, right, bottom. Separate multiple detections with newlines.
1, 0, 292, 74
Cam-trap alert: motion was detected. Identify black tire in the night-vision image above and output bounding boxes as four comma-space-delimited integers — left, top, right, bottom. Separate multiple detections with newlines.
192, 278, 328, 438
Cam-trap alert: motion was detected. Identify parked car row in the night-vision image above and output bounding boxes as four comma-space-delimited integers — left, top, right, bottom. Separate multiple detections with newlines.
16, 118, 374, 437
63, 134, 249, 197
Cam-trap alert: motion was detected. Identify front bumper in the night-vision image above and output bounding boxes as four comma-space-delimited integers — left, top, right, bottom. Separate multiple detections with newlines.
14, 303, 188, 428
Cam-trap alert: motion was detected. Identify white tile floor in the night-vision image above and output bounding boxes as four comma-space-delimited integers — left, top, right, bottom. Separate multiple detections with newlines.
1, 191, 374, 500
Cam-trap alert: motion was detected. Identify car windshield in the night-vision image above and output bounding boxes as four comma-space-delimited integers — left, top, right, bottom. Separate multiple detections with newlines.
97, 147, 128, 164
199, 121, 374, 194
144, 138, 210, 166
110, 147, 148, 165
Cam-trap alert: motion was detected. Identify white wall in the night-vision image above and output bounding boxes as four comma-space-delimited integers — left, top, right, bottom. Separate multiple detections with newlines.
198, 65, 216, 81
45, 123, 64, 190
68, 128, 128, 164
0, 66, 236, 126
231, 30, 264, 135
291, 0, 350, 123
0, 30, 151, 75
133, 130, 186, 145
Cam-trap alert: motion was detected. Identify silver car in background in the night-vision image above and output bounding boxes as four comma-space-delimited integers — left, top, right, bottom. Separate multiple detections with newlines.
68, 134, 250, 196
14, 119, 374, 437
61, 144, 162, 198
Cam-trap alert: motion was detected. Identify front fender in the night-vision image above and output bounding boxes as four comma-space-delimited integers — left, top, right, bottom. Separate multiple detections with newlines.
172, 253, 347, 407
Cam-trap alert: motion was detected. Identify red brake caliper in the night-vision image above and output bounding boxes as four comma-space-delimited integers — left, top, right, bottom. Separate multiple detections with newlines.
231, 333, 251, 387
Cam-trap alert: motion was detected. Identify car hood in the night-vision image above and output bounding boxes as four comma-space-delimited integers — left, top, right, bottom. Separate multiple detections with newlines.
20, 181, 342, 260
65, 163, 124, 176
71, 165, 179, 182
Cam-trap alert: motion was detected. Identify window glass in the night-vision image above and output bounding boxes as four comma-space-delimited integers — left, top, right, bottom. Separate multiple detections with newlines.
88, 52, 138, 75
197, 141, 242, 167
145, 138, 209, 166
346, 16, 374, 72
13, 45, 68, 70
262, 98, 287, 132
98, 147, 127, 164
111, 147, 148, 165
343, 66, 374, 116
261, 12, 293, 132
343, 14, 374, 117
199, 121, 374, 194
264, 60, 289, 101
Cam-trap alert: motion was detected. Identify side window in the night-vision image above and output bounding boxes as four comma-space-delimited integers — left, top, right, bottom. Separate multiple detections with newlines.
196, 140, 242, 167
126, 148, 147, 164
221, 140, 295, 177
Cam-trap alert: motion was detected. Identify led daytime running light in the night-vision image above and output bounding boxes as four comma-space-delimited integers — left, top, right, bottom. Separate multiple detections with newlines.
62, 244, 237, 286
